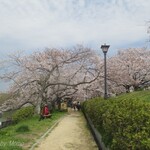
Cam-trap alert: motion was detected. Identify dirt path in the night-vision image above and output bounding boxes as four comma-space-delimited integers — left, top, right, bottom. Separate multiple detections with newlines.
33, 111, 98, 150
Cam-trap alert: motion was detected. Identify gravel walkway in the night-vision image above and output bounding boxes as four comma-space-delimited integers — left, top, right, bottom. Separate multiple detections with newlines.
33, 111, 98, 150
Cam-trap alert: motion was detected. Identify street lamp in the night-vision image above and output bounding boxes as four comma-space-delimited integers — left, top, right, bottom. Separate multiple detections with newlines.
101, 44, 110, 99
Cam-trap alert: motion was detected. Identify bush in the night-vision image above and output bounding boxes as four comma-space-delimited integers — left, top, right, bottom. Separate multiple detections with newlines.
16, 125, 30, 133
0, 130, 8, 136
83, 98, 150, 150
12, 106, 34, 123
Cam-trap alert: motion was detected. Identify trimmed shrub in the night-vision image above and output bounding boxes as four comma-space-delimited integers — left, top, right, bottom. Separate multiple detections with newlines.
12, 106, 34, 123
16, 125, 30, 133
83, 98, 150, 150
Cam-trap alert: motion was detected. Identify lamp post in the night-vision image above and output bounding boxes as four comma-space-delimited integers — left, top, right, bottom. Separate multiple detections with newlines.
101, 44, 110, 99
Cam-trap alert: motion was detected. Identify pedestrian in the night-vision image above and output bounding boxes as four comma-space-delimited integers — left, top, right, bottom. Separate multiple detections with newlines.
72, 101, 77, 111
76, 101, 81, 111
67, 98, 72, 114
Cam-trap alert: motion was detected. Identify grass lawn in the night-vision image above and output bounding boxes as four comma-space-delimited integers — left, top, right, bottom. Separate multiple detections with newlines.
0, 111, 66, 150
111, 90, 150, 102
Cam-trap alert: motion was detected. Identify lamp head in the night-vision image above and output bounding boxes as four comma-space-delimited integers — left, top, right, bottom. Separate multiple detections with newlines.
101, 44, 110, 53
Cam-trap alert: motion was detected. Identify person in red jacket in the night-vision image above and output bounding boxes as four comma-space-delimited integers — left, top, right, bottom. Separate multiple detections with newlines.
39, 104, 51, 121
43, 104, 49, 116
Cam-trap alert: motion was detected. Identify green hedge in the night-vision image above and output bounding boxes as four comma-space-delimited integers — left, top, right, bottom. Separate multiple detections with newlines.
83, 98, 150, 150
12, 106, 34, 123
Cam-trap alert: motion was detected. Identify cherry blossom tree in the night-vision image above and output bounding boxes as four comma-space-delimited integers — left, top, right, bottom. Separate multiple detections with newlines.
108, 48, 150, 93
1, 46, 101, 109
1, 45, 149, 111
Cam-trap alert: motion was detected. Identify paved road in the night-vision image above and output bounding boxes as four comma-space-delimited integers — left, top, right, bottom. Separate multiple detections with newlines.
34, 111, 98, 150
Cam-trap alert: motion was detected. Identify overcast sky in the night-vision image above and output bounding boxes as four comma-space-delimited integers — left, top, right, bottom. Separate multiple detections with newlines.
0, 0, 150, 57
0, 0, 150, 91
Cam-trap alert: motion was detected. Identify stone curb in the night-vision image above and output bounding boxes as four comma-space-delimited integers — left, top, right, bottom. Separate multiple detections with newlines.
83, 112, 109, 150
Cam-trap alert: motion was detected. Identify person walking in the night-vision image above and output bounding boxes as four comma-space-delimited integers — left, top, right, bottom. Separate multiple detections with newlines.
76, 101, 81, 111
67, 99, 72, 114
